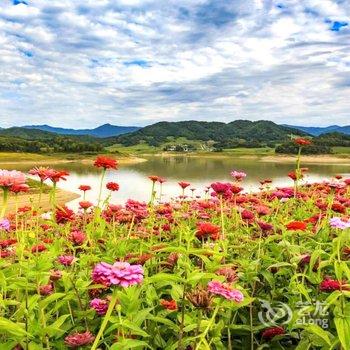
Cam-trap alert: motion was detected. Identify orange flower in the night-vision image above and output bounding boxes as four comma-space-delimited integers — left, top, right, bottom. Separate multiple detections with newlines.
286, 221, 307, 231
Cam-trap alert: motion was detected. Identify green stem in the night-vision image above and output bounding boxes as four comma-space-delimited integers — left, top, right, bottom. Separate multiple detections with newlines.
0, 188, 9, 218
196, 301, 221, 350
91, 289, 118, 350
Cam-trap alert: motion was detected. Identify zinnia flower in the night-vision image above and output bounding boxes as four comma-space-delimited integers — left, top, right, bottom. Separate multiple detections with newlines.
92, 261, 144, 287
106, 182, 120, 191
69, 230, 86, 245
207, 280, 244, 302
230, 170, 247, 181
261, 326, 285, 340
94, 156, 117, 169
90, 298, 109, 315
294, 138, 311, 146
64, 331, 95, 348
57, 255, 75, 266
39, 284, 53, 296
0, 218, 10, 231
196, 222, 220, 241
55, 206, 75, 223
319, 277, 344, 292
79, 201, 93, 210
330, 217, 350, 230
178, 181, 190, 190
10, 184, 30, 193
78, 185, 91, 192
0, 170, 26, 188
286, 221, 307, 231
160, 299, 177, 310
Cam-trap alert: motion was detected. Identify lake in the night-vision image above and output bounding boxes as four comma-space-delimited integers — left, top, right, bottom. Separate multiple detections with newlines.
2, 156, 350, 208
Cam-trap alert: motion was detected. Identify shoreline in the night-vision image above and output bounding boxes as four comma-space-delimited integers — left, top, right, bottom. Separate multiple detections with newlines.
1, 188, 80, 214
147, 152, 350, 165
0, 153, 147, 166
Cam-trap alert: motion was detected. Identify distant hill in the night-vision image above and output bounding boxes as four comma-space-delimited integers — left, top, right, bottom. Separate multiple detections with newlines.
23, 123, 140, 138
113, 120, 309, 147
0, 127, 104, 153
284, 124, 350, 136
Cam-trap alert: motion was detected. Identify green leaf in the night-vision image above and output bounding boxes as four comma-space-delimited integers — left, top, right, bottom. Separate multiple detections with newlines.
0, 318, 29, 338
305, 325, 331, 346
110, 339, 151, 349
335, 317, 350, 350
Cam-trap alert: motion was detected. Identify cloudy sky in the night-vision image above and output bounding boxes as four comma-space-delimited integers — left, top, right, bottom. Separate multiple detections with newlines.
0, 0, 349, 128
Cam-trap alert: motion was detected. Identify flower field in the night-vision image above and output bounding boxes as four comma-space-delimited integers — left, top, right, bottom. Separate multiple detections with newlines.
1, 149, 350, 349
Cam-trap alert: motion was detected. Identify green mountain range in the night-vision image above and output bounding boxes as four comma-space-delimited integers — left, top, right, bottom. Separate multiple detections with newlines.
113, 120, 308, 147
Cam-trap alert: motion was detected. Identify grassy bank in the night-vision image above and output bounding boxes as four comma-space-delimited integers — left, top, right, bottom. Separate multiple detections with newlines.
0, 152, 146, 165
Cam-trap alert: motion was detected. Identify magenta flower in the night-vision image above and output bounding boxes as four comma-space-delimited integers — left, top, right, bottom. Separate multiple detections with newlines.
0, 218, 10, 231
57, 255, 75, 266
92, 261, 144, 288
208, 280, 244, 302
90, 298, 109, 315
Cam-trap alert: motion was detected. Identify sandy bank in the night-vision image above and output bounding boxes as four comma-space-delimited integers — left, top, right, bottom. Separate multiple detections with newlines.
0, 189, 80, 214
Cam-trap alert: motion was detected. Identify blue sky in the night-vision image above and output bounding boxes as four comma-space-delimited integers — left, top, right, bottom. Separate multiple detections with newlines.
0, 0, 349, 128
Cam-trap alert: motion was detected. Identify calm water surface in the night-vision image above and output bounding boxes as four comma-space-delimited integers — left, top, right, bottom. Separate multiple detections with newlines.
2, 156, 350, 208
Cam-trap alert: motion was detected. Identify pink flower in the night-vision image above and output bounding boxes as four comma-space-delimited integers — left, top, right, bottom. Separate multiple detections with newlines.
69, 230, 86, 245
64, 331, 95, 348
208, 280, 244, 302
92, 262, 113, 287
90, 298, 109, 315
0, 219, 10, 231
230, 170, 247, 182
92, 261, 144, 288
57, 255, 75, 266
39, 284, 53, 296
0, 170, 26, 188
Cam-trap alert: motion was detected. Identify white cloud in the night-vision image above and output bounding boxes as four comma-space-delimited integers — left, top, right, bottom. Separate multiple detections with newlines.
0, 0, 349, 128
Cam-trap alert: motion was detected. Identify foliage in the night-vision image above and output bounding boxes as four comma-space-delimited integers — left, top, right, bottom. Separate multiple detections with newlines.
0, 155, 350, 349
0, 128, 104, 153
275, 142, 332, 154
113, 120, 308, 147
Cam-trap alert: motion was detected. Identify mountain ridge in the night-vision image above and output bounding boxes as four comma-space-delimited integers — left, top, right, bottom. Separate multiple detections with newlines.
22, 123, 140, 138
283, 124, 350, 136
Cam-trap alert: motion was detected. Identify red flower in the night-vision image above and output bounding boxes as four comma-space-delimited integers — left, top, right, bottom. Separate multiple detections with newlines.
332, 203, 346, 214
261, 326, 285, 340
286, 221, 307, 231
10, 184, 30, 193
196, 222, 220, 241
31, 244, 46, 253
79, 201, 93, 210
160, 299, 177, 310
48, 169, 69, 183
55, 206, 75, 224
64, 331, 95, 348
241, 209, 254, 221
294, 138, 311, 146
69, 230, 86, 245
178, 181, 190, 189
319, 277, 344, 292
78, 185, 91, 192
94, 156, 117, 169
148, 175, 159, 182
39, 284, 53, 296
106, 182, 120, 191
